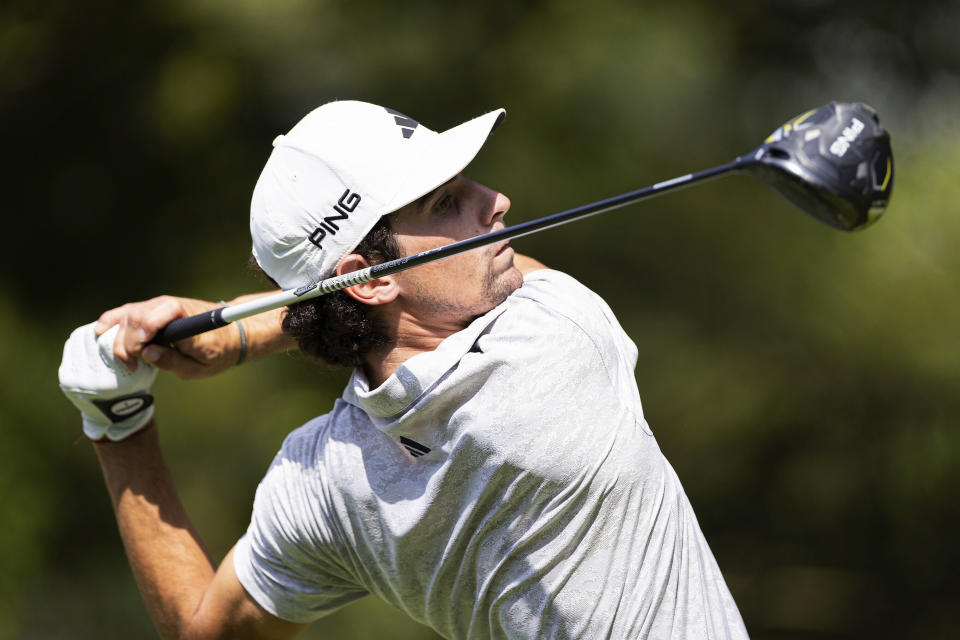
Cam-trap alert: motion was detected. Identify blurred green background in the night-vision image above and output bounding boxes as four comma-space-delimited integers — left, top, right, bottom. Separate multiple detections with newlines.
2, 0, 958, 637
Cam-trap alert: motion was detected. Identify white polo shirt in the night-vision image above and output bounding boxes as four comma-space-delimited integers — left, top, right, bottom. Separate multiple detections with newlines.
233, 269, 747, 639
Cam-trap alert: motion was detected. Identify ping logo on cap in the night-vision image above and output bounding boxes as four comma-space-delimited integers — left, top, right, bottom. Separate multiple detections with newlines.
386, 107, 419, 139
308, 189, 362, 249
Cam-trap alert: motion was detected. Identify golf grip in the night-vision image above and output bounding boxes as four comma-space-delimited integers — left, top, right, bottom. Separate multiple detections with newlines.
149, 158, 741, 346
153, 307, 228, 346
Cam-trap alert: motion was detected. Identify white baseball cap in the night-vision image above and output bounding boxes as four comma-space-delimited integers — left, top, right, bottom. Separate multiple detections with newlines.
250, 100, 506, 289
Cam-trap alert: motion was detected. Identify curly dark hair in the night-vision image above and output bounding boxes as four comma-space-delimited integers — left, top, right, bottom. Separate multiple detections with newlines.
256, 216, 401, 367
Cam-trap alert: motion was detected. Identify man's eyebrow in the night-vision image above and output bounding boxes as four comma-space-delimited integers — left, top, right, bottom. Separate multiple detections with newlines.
416, 175, 459, 211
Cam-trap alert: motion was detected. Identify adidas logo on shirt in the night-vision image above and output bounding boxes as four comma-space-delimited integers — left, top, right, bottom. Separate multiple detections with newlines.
400, 436, 431, 458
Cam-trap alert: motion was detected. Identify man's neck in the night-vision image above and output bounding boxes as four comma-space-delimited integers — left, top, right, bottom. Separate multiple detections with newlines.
362, 307, 470, 389
359, 256, 543, 389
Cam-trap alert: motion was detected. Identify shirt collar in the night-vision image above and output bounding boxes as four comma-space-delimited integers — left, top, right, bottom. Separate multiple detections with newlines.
343, 302, 508, 422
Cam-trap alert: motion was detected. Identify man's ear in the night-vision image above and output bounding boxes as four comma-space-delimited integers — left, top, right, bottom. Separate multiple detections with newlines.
338, 254, 399, 306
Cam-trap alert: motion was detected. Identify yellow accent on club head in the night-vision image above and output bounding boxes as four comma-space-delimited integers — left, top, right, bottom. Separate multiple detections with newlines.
880, 157, 892, 191
763, 109, 817, 144
791, 110, 816, 127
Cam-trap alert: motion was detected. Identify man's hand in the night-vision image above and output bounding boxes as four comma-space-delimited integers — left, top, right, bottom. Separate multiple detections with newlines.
95, 295, 257, 380
59, 323, 158, 441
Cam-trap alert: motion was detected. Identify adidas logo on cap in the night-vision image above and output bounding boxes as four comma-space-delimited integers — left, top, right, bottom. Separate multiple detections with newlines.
386, 107, 419, 139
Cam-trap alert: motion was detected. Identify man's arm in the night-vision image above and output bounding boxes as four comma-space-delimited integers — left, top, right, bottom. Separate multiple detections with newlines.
94, 423, 308, 640
95, 292, 296, 379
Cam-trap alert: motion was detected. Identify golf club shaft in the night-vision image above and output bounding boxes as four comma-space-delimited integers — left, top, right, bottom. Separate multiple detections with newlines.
153, 158, 742, 345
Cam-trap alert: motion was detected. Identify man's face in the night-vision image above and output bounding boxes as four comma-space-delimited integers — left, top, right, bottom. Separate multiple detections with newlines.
388, 175, 523, 327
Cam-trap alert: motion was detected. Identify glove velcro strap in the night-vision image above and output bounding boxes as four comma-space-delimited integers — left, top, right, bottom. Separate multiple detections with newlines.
90, 391, 155, 423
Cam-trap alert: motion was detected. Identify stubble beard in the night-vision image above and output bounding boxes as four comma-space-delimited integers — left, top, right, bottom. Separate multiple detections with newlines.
415, 256, 522, 323
482, 260, 523, 309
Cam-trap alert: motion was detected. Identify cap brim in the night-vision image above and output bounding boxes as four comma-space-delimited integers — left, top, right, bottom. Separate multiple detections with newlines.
383, 108, 505, 214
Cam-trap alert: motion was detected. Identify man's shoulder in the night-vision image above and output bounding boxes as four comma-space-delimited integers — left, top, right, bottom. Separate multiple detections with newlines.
481, 268, 637, 374
504, 269, 620, 341
276, 400, 362, 460
516, 268, 593, 299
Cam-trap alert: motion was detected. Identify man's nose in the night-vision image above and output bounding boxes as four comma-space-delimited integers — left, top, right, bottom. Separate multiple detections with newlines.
483, 189, 511, 227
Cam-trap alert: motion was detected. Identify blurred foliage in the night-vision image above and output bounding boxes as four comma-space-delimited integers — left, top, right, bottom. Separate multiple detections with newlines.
1, 0, 959, 638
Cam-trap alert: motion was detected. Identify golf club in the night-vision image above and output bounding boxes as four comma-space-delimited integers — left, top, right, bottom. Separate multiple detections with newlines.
153, 101, 893, 346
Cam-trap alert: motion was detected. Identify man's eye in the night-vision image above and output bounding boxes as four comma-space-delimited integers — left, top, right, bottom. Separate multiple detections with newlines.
434, 194, 453, 213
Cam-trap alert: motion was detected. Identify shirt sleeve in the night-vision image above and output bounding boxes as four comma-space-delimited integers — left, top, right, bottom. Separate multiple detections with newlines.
233, 420, 368, 623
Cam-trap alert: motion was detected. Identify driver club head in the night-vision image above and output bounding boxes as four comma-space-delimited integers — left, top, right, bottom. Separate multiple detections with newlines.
739, 102, 894, 231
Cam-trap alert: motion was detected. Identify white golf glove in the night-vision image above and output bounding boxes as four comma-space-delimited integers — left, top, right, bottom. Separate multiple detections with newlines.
58, 323, 158, 441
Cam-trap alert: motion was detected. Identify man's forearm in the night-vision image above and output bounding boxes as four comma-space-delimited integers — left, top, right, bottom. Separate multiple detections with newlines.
94, 423, 214, 639
223, 295, 297, 361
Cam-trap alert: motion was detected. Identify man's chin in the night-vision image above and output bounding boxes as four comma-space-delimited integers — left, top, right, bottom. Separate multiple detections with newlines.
485, 266, 524, 307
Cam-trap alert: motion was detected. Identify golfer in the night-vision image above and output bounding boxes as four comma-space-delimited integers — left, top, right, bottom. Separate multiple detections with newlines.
59, 101, 748, 639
